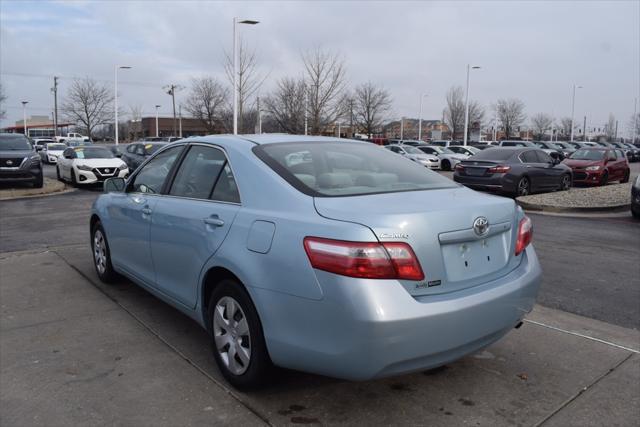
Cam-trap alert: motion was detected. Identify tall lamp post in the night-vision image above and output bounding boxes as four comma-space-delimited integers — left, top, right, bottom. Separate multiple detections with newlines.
114, 65, 132, 145
233, 18, 259, 135
21, 101, 28, 136
463, 64, 481, 146
155, 105, 161, 137
569, 84, 582, 142
418, 93, 428, 141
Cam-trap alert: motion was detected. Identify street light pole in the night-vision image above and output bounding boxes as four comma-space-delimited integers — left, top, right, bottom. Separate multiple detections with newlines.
418, 93, 428, 141
463, 64, 481, 146
400, 117, 405, 140
21, 101, 28, 136
570, 84, 582, 142
114, 65, 132, 145
155, 105, 161, 137
179, 104, 183, 138
232, 18, 259, 135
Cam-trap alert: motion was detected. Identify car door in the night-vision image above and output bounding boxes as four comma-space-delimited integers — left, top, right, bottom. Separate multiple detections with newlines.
614, 150, 626, 178
604, 150, 617, 180
149, 144, 241, 307
106, 145, 185, 286
59, 148, 75, 178
121, 144, 137, 169
534, 150, 563, 189
519, 150, 547, 191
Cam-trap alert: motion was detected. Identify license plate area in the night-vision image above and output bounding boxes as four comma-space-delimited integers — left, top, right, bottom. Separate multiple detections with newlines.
440, 232, 509, 282
465, 167, 487, 176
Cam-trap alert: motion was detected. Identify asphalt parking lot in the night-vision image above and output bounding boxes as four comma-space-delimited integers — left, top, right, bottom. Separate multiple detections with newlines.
1, 164, 639, 426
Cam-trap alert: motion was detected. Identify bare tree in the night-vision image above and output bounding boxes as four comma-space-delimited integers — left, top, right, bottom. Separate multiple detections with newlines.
184, 77, 228, 133
559, 117, 575, 139
129, 104, 143, 140
352, 82, 392, 137
604, 113, 616, 141
530, 113, 554, 140
225, 39, 267, 133
628, 113, 640, 143
62, 78, 114, 139
302, 47, 347, 134
444, 86, 483, 139
496, 98, 526, 138
0, 83, 6, 120
263, 77, 306, 134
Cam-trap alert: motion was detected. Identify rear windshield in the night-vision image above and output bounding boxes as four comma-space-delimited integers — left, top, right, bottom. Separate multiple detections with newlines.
470, 148, 517, 161
570, 149, 605, 160
254, 142, 456, 197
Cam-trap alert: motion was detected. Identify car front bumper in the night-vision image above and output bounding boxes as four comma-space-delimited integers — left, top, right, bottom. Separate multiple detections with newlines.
251, 245, 542, 381
571, 169, 604, 185
0, 161, 42, 182
75, 168, 128, 184
417, 160, 440, 170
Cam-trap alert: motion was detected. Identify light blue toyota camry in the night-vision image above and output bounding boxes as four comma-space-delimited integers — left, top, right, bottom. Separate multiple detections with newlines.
90, 134, 541, 389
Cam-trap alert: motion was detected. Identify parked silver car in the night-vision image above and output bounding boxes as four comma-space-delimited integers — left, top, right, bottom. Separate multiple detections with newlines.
415, 145, 468, 171
91, 135, 542, 389
385, 144, 440, 169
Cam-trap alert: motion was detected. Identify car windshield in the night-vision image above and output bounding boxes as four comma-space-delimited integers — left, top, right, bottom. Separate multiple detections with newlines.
470, 148, 516, 161
431, 141, 447, 147
255, 141, 456, 197
67, 140, 91, 147
403, 146, 423, 154
0, 134, 32, 150
570, 149, 605, 160
144, 143, 165, 155
47, 143, 67, 150
74, 147, 114, 159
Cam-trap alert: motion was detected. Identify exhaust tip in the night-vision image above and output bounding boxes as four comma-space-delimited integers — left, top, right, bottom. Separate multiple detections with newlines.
514, 321, 523, 329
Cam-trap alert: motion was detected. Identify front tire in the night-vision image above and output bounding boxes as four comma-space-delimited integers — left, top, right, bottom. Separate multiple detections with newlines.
599, 171, 609, 186
560, 174, 571, 191
91, 222, 118, 283
208, 280, 272, 390
33, 172, 43, 188
71, 169, 78, 186
441, 159, 451, 171
56, 166, 62, 181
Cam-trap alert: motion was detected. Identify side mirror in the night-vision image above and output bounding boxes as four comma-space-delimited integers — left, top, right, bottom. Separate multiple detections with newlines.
104, 177, 126, 193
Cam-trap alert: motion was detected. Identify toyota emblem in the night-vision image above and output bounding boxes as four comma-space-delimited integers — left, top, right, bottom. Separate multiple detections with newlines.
473, 217, 489, 236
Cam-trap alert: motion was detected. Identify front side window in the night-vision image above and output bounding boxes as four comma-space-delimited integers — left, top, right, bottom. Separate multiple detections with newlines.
129, 146, 183, 194
535, 150, 553, 163
607, 151, 616, 161
169, 146, 226, 200
254, 141, 455, 197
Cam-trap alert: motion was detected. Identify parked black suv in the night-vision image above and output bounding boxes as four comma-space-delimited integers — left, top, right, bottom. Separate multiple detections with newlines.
0, 133, 44, 188
121, 142, 167, 171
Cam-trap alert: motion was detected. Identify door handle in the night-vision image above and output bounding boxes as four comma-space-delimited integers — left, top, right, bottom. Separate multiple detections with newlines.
204, 216, 225, 227
141, 207, 152, 215
131, 196, 146, 204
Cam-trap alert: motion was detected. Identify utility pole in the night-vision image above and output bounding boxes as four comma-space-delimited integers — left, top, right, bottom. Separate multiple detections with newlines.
583, 116, 587, 142
349, 98, 354, 137
21, 101, 28, 136
570, 84, 582, 142
51, 76, 59, 137
179, 104, 183, 138
257, 96, 262, 134
633, 98, 638, 143
615, 120, 618, 142
164, 84, 183, 137
155, 105, 161, 137
400, 117, 404, 140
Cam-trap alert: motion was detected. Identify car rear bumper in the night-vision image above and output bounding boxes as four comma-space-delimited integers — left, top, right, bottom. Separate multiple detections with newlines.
251, 245, 542, 380
453, 173, 515, 193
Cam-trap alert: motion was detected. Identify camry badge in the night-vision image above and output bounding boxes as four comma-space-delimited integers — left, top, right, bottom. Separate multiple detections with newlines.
473, 216, 489, 236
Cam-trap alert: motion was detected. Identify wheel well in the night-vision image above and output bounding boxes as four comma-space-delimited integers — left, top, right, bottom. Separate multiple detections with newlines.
201, 267, 243, 326
90, 214, 100, 232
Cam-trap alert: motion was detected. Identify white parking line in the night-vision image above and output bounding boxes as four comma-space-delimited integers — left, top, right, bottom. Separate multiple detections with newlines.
524, 319, 640, 354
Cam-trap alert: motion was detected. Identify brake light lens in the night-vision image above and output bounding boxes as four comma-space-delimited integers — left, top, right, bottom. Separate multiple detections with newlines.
455, 163, 465, 172
488, 165, 511, 173
515, 216, 533, 256
303, 237, 425, 281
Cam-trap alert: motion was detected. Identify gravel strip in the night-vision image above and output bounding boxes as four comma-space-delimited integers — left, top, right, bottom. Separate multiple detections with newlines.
517, 182, 632, 209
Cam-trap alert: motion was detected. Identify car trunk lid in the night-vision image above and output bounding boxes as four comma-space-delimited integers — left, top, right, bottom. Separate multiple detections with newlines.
313, 187, 521, 297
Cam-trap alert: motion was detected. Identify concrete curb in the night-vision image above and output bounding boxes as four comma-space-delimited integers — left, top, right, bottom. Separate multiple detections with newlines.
0, 178, 74, 201
516, 199, 631, 214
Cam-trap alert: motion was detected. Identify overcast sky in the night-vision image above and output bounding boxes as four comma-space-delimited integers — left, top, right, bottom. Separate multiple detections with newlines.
1, 0, 639, 134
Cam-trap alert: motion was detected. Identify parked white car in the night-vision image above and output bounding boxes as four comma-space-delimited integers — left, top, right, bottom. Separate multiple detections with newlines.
40, 142, 67, 164
385, 144, 440, 169
448, 145, 481, 157
57, 146, 128, 185
415, 145, 468, 171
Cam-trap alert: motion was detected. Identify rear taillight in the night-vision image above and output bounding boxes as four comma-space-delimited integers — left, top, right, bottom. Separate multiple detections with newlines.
515, 216, 533, 256
303, 237, 425, 281
455, 163, 465, 172
488, 165, 511, 173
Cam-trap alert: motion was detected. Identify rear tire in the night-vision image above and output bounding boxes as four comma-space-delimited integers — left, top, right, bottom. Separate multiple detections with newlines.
560, 174, 571, 191
516, 176, 530, 197
441, 159, 451, 171
208, 280, 273, 390
91, 221, 118, 283
621, 170, 630, 183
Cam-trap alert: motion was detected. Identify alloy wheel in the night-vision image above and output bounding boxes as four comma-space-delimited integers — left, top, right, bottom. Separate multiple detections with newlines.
93, 230, 107, 275
517, 177, 530, 196
213, 296, 251, 375
561, 174, 571, 191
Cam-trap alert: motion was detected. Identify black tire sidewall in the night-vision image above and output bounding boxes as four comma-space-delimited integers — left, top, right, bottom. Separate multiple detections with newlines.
442, 160, 450, 171
517, 177, 530, 197
71, 169, 77, 186
91, 222, 116, 283
600, 171, 608, 186
208, 280, 272, 390
34, 172, 43, 188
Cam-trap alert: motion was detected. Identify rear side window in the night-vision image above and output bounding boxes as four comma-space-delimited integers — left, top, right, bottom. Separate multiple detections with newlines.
210, 163, 241, 203
130, 146, 183, 194
169, 146, 226, 200
470, 148, 516, 161
521, 151, 538, 163
535, 150, 553, 163
254, 141, 455, 197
